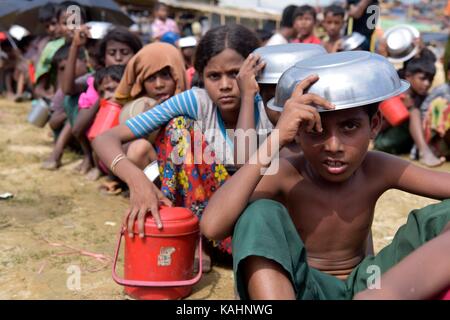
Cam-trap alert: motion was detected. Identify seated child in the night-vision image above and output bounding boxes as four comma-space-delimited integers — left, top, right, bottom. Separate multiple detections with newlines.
291, 5, 322, 45
42, 43, 89, 170
113, 42, 187, 172
92, 25, 271, 268
33, 2, 87, 100
201, 52, 450, 300
420, 61, 450, 160
62, 26, 142, 177
375, 57, 445, 167
322, 5, 346, 53
86, 64, 125, 180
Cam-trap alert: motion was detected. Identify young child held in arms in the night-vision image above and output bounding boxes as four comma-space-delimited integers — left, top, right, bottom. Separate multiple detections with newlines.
201, 52, 450, 300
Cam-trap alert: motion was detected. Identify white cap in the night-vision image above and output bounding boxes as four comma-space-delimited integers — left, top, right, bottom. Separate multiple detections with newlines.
9, 25, 29, 41
178, 36, 197, 48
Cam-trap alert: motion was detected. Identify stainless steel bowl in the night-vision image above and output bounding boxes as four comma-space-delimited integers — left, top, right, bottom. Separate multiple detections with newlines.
253, 43, 327, 84
383, 24, 420, 63
86, 21, 112, 40
268, 51, 410, 112
341, 32, 366, 51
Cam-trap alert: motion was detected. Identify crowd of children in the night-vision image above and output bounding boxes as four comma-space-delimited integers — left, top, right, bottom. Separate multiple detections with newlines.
1, 1, 450, 300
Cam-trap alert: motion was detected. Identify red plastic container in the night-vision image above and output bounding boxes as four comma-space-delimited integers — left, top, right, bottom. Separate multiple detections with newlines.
112, 207, 202, 300
379, 94, 410, 126
87, 99, 121, 141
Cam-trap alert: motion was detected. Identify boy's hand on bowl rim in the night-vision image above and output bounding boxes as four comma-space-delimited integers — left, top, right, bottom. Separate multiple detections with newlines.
275, 74, 334, 147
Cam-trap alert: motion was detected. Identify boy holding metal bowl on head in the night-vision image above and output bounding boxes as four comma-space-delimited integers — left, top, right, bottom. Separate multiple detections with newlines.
201, 51, 450, 300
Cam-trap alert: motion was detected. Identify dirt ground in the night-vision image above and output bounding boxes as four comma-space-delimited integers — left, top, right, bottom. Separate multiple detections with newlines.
0, 99, 448, 300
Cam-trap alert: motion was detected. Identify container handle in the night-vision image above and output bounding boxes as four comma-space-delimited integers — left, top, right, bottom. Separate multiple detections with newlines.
112, 227, 202, 287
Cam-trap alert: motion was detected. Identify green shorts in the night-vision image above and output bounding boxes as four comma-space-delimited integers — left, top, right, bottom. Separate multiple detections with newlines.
232, 199, 450, 300
63, 94, 80, 127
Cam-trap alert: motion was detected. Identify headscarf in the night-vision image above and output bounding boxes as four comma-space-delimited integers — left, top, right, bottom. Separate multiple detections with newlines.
115, 42, 186, 104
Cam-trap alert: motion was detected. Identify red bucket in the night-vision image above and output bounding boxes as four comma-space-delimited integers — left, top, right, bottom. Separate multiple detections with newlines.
112, 207, 202, 300
87, 99, 121, 141
379, 94, 410, 126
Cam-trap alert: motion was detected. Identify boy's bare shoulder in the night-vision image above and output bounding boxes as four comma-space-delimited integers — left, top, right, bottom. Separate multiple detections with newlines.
364, 150, 408, 166
362, 150, 411, 180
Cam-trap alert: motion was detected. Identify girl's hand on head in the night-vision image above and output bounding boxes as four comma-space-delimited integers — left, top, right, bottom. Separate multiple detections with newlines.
123, 174, 172, 238
236, 53, 266, 96
275, 75, 334, 147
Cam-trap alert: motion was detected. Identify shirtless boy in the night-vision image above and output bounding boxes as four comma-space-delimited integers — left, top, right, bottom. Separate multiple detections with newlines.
201, 75, 450, 300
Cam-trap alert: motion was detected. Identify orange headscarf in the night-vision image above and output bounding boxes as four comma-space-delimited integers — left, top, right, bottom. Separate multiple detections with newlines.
115, 42, 186, 104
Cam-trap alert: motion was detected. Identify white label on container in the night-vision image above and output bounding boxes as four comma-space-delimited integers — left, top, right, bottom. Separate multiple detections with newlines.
157, 247, 176, 266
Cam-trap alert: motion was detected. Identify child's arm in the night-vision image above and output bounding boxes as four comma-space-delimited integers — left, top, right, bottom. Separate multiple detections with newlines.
234, 53, 266, 166
33, 75, 54, 100
201, 76, 334, 240
61, 27, 89, 96
354, 226, 450, 300
93, 90, 199, 237
92, 124, 171, 238
125, 89, 198, 138
376, 151, 450, 199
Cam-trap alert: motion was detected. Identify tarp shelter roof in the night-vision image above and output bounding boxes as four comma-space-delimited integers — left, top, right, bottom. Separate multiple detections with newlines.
159, 0, 281, 21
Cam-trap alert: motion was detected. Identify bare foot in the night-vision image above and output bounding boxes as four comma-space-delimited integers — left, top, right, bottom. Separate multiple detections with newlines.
41, 158, 61, 170
85, 167, 102, 181
419, 149, 445, 168
5, 92, 15, 101
194, 245, 212, 274
74, 157, 92, 175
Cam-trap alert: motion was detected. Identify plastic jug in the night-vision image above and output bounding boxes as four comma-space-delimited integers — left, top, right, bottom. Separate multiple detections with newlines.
87, 99, 121, 141
112, 206, 202, 300
379, 94, 410, 126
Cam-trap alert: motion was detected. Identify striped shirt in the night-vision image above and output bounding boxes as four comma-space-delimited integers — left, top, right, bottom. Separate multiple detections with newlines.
126, 87, 274, 165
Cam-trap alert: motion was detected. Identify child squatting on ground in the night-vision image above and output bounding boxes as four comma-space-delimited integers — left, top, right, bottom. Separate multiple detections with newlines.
93, 25, 272, 270
201, 51, 450, 300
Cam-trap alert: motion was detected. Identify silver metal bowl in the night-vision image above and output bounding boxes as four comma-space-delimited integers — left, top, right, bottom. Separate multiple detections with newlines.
383, 24, 420, 63
86, 21, 113, 40
341, 32, 366, 51
253, 43, 327, 84
268, 51, 410, 112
